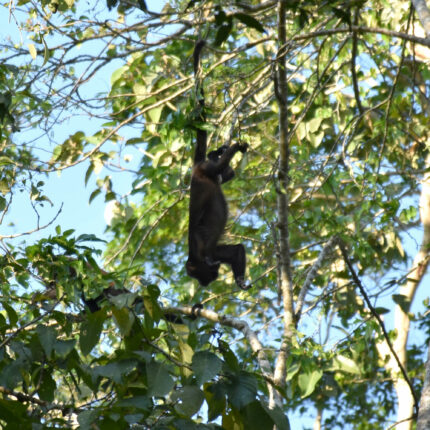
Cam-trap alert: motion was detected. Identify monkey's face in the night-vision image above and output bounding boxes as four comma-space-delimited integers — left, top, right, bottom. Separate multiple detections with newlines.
207, 146, 235, 184
186, 259, 219, 286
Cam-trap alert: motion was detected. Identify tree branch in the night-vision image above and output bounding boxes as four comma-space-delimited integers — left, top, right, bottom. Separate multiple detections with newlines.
0, 385, 65, 410
0, 204, 63, 240
412, 0, 430, 36
271, 0, 295, 414
417, 339, 430, 429
166, 305, 279, 400
293, 25, 430, 47
350, 8, 364, 115
295, 236, 338, 321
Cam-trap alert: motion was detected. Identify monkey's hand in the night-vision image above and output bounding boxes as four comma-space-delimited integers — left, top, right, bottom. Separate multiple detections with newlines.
237, 143, 248, 153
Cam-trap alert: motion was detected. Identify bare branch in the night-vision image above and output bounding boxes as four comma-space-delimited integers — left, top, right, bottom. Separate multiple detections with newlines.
0, 204, 63, 240
295, 236, 338, 321
350, 8, 364, 115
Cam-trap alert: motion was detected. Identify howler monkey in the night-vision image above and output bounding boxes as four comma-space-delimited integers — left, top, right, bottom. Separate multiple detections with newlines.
185, 40, 250, 290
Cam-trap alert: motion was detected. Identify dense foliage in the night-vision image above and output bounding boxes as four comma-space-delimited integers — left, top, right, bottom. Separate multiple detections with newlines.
1, 0, 430, 428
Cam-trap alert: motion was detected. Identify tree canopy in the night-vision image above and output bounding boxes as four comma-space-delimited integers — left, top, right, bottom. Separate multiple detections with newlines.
2, 0, 430, 429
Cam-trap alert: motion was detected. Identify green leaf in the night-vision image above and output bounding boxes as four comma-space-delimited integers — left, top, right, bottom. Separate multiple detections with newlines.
286, 362, 300, 382
298, 369, 322, 398
80, 310, 106, 355
204, 383, 227, 421
215, 20, 233, 46
37, 371, 56, 402
192, 351, 223, 384
36, 325, 57, 359
55, 339, 76, 357
117, 395, 151, 410
85, 163, 94, 186
28, 43, 37, 60
93, 360, 137, 384
331, 355, 361, 375
2, 302, 18, 326
0, 196, 7, 211
172, 386, 204, 417
262, 403, 291, 430
0, 156, 14, 166
76, 233, 105, 243
142, 294, 163, 322
77, 410, 98, 428
0, 180, 9, 195
234, 13, 266, 33
110, 291, 137, 309
1, 360, 24, 388
241, 400, 276, 430
0, 398, 29, 427
308, 117, 323, 133
41, 34, 50, 66
112, 307, 135, 336
177, 336, 194, 372
228, 372, 258, 409
111, 65, 127, 85
146, 362, 175, 396
399, 206, 418, 223
392, 294, 410, 313
219, 340, 239, 371
89, 188, 101, 204
146, 106, 163, 134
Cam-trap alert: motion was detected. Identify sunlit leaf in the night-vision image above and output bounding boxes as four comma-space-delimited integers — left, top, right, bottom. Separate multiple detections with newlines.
298, 370, 323, 398
331, 355, 361, 375
112, 307, 135, 336
28, 43, 37, 60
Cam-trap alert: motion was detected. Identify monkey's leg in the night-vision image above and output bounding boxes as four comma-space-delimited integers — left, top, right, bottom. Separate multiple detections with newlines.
201, 226, 222, 267
213, 244, 250, 290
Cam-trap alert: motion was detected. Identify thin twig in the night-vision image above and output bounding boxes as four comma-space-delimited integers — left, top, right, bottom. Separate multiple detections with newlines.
350, 8, 364, 115
338, 240, 419, 417
0, 203, 63, 239
295, 236, 338, 321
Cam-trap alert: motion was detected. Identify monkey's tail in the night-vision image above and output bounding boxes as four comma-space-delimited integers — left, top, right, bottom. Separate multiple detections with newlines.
193, 39, 206, 76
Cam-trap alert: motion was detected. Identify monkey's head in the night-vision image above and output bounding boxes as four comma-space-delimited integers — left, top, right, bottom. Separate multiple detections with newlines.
186, 259, 220, 286
207, 145, 235, 184
207, 145, 228, 162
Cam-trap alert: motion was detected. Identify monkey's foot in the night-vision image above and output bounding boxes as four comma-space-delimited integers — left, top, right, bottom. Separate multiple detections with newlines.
235, 276, 251, 290
191, 303, 203, 319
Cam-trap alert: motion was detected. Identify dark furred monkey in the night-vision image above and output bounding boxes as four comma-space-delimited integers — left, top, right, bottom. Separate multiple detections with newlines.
185, 41, 249, 290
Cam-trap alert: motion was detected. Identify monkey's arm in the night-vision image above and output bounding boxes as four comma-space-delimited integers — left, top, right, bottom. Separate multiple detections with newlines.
193, 40, 207, 165
193, 125, 207, 164
202, 143, 247, 177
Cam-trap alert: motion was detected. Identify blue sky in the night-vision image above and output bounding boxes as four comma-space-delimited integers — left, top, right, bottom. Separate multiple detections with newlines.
0, 4, 143, 246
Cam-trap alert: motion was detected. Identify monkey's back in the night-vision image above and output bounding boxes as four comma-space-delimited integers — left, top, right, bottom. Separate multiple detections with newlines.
189, 166, 228, 237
